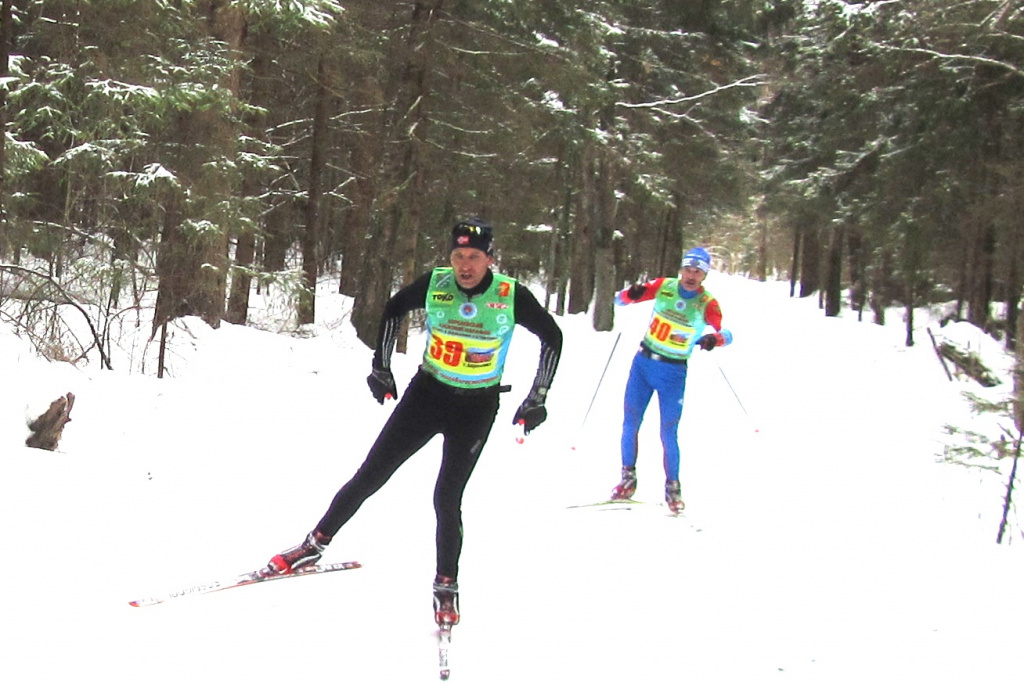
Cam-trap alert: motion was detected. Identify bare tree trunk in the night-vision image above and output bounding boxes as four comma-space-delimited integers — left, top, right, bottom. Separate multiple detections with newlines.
847, 223, 866, 320
824, 224, 844, 317
0, 0, 10, 260
904, 283, 916, 347
799, 218, 821, 299
870, 249, 892, 325
1014, 312, 1024, 434
298, 53, 332, 326
546, 149, 571, 310
351, 0, 442, 349
396, 0, 441, 353
592, 147, 617, 332
1003, 193, 1022, 350
568, 143, 596, 315
153, 1, 243, 334
339, 78, 383, 298
658, 193, 683, 277
966, 222, 995, 331
352, 213, 399, 347
789, 221, 800, 298
555, 169, 572, 317
262, 201, 293, 273
755, 203, 768, 282
227, 25, 275, 325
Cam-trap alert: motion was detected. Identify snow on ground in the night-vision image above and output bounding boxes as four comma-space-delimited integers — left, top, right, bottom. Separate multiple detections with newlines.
2, 272, 1022, 685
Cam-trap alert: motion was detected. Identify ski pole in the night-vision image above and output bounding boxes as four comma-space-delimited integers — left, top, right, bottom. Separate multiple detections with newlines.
714, 358, 758, 433
571, 331, 622, 449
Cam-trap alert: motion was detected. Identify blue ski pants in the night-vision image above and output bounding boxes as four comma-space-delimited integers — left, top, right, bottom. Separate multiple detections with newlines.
620, 351, 688, 481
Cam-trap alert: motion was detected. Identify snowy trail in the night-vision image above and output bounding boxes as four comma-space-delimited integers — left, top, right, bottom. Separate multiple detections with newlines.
2, 273, 1022, 685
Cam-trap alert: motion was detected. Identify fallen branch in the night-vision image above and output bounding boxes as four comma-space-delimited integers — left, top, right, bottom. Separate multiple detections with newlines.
926, 327, 954, 382
927, 327, 1000, 387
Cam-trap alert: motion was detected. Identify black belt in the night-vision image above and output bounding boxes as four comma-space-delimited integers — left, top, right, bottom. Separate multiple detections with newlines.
639, 345, 687, 365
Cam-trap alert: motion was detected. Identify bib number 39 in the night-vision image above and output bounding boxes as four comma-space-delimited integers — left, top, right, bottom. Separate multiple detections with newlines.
430, 335, 464, 367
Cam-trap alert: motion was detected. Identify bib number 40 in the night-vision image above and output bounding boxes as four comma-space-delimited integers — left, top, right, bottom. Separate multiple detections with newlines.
649, 316, 672, 342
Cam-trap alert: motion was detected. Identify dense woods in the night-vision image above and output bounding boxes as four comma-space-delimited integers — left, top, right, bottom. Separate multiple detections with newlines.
0, 0, 1022, 370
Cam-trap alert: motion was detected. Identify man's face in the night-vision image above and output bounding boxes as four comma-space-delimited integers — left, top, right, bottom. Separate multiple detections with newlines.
679, 266, 707, 291
450, 248, 494, 289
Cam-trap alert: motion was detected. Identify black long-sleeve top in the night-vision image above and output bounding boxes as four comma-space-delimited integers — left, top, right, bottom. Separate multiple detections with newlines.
372, 269, 562, 393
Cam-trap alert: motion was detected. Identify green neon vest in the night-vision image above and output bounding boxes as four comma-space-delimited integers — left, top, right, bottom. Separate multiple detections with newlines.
642, 280, 713, 360
422, 268, 517, 389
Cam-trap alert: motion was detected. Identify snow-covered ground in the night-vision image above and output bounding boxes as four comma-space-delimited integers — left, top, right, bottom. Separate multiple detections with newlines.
2, 271, 1021, 685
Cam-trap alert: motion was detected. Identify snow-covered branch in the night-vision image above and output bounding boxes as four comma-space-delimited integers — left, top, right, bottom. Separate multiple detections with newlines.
616, 75, 766, 111
879, 45, 1024, 80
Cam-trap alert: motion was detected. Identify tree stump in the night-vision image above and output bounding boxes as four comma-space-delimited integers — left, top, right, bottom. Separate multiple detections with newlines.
26, 393, 75, 451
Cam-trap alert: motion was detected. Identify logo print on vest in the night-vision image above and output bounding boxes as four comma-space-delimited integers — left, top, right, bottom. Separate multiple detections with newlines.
460, 302, 478, 319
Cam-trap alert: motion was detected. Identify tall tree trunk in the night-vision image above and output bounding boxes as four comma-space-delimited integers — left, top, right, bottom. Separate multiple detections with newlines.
226, 25, 275, 326
0, 0, 10, 260
153, 1, 243, 335
870, 249, 892, 325
904, 281, 916, 347
824, 224, 844, 317
555, 172, 572, 317
339, 78, 382, 298
568, 142, 596, 314
351, 0, 442, 349
789, 221, 800, 298
847, 223, 866, 320
395, 0, 440, 353
298, 53, 332, 326
966, 221, 995, 330
659, 192, 683, 277
545, 147, 570, 309
756, 203, 768, 282
1005, 212, 1023, 351
798, 218, 821, 299
352, 212, 399, 347
1014, 311, 1024, 434
592, 147, 617, 332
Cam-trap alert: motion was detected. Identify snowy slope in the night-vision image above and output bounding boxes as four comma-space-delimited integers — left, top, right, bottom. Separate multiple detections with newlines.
2, 272, 1022, 685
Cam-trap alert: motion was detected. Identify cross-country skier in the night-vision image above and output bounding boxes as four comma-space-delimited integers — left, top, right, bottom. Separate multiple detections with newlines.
267, 218, 562, 628
611, 246, 732, 514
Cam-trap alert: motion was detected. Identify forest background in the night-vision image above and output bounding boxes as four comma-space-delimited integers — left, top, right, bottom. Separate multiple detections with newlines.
0, 0, 1022, 376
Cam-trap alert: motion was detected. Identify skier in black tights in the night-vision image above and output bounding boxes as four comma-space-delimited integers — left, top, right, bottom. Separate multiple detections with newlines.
267, 218, 562, 627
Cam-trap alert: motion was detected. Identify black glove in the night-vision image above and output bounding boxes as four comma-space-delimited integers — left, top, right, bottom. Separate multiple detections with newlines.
697, 334, 718, 351
626, 283, 645, 300
366, 367, 398, 404
513, 388, 548, 435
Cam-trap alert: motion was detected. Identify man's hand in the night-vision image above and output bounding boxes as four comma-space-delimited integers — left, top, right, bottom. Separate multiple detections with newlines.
626, 283, 646, 300
513, 388, 548, 434
367, 367, 398, 404
697, 334, 718, 351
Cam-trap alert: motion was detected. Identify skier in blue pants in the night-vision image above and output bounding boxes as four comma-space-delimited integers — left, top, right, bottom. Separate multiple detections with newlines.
611, 247, 732, 513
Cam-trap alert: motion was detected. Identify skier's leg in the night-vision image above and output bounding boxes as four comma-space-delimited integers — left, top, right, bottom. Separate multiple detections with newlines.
433, 391, 499, 581
654, 362, 688, 482
620, 354, 655, 470
315, 375, 439, 536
